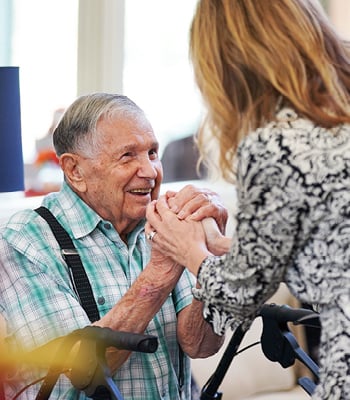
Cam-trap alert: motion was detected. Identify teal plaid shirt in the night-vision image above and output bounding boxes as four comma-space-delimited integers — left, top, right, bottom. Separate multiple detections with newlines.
0, 182, 194, 399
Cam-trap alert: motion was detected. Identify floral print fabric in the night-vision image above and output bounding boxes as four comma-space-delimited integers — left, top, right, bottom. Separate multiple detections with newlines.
193, 107, 350, 399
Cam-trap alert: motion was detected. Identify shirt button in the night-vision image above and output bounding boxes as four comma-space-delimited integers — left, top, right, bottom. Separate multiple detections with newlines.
104, 223, 112, 230
97, 296, 105, 305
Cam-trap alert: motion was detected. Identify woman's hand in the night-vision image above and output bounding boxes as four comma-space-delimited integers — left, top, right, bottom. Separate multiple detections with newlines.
165, 184, 228, 233
201, 217, 232, 256
145, 196, 212, 275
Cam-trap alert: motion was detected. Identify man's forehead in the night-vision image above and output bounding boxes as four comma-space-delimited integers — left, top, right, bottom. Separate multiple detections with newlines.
100, 114, 155, 133
99, 126, 158, 149
116, 137, 159, 151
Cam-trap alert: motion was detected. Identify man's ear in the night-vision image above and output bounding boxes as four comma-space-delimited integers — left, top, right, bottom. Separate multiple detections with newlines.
59, 153, 87, 192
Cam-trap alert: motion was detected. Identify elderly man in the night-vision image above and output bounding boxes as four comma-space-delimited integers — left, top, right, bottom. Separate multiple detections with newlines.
0, 93, 225, 399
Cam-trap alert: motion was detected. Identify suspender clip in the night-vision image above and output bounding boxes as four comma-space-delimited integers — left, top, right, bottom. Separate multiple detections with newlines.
61, 249, 79, 258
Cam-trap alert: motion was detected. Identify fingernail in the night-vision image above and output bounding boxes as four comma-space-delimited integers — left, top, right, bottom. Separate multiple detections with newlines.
169, 202, 179, 213
177, 210, 185, 219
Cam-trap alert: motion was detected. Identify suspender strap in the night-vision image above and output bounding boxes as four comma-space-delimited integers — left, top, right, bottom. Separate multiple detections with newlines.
35, 206, 100, 323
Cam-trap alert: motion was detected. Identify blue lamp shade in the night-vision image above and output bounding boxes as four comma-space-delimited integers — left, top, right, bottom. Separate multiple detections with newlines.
0, 66, 24, 193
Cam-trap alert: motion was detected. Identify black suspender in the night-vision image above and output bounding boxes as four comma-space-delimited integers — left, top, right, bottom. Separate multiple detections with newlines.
35, 206, 100, 323
35, 206, 187, 395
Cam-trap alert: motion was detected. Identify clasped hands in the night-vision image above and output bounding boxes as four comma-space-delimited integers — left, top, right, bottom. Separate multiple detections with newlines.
145, 185, 229, 276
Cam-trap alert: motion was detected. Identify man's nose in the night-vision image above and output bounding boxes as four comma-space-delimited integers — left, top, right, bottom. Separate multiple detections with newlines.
137, 157, 158, 178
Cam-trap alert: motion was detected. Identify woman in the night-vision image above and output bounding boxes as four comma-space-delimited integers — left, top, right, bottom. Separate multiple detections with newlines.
146, 1, 350, 398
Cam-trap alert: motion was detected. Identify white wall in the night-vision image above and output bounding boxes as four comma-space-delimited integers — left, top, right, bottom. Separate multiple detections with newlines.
77, 0, 125, 95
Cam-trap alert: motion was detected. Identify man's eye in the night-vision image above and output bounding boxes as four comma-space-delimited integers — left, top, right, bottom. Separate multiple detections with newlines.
121, 152, 133, 159
149, 149, 158, 159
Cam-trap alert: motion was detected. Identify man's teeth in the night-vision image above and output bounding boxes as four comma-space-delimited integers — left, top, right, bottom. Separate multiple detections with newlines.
130, 189, 152, 194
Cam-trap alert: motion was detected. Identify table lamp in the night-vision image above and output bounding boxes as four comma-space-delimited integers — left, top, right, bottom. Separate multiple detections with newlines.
0, 66, 24, 197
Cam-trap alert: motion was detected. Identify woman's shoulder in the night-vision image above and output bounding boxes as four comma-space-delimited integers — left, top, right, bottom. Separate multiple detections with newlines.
242, 107, 350, 154
237, 107, 350, 187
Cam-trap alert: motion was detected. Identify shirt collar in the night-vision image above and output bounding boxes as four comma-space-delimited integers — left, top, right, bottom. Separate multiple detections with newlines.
43, 181, 102, 239
43, 182, 146, 242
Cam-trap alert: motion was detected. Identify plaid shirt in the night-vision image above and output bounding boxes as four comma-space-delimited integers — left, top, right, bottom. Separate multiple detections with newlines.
0, 182, 194, 399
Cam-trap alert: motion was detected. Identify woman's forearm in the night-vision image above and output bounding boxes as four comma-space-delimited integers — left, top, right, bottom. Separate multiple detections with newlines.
211, 236, 232, 255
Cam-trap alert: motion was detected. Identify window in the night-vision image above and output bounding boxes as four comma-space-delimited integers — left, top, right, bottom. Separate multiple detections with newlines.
4, 0, 350, 167
9, 0, 78, 162
123, 0, 202, 156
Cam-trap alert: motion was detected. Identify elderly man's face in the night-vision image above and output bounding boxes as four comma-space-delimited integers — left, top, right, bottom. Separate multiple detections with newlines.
73, 115, 163, 237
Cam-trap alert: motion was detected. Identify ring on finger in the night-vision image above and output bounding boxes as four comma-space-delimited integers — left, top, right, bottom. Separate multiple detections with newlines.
147, 230, 157, 241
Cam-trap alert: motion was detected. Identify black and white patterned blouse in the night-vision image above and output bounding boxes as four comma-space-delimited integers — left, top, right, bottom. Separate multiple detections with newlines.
193, 107, 350, 399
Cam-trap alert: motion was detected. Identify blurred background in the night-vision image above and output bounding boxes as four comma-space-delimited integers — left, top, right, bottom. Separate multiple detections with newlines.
1, 0, 349, 191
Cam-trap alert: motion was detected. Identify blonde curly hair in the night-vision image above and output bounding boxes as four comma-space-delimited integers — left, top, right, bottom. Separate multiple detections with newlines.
190, 0, 350, 183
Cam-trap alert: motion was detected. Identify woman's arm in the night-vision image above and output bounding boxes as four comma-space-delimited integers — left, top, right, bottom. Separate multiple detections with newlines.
201, 217, 232, 255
